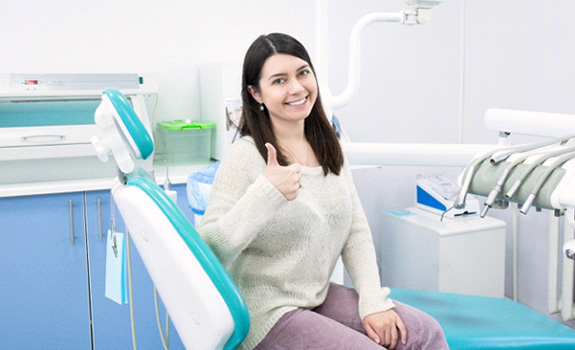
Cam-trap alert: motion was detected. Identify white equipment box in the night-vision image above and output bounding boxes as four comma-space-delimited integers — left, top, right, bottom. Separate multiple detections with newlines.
381, 207, 506, 298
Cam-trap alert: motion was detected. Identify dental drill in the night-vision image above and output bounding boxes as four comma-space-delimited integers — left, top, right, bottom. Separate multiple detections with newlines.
481, 145, 575, 217
519, 151, 575, 215
489, 134, 575, 165
505, 146, 575, 200
457, 135, 575, 211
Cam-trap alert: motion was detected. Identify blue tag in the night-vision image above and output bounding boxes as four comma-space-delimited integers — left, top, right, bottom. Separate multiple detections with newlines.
105, 229, 127, 304
384, 208, 416, 217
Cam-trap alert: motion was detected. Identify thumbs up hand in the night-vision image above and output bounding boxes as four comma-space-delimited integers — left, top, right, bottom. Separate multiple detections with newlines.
263, 143, 302, 201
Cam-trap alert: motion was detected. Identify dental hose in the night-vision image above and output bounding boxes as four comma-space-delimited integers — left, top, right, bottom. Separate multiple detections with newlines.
519, 151, 575, 214
457, 145, 537, 209
489, 134, 575, 165
457, 134, 575, 211
155, 287, 170, 350
481, 145, 575, 217
505, 146, 575, 200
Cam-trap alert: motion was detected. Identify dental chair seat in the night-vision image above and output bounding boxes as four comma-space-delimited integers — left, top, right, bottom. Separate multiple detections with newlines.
390, 288, 575, 350
112, 167, 249, 350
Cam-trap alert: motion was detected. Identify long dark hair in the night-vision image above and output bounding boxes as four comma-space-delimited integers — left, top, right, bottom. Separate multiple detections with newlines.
239, 33, 344, 176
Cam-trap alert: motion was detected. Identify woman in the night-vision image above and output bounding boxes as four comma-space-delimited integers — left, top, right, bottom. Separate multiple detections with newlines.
198, 33, 448, 350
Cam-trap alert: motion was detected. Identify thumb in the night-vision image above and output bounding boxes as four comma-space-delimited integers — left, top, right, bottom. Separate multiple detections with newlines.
265, 143, 279, 167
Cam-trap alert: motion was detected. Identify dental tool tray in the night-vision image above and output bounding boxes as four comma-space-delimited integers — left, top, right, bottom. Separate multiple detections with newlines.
155, 120, 214, 165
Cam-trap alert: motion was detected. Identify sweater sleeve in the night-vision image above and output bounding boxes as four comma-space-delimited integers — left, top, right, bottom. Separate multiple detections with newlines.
340, 161, 395, 319
197, 138, 286, 267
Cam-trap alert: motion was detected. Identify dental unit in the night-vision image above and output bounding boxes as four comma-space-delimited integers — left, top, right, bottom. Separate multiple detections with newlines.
310, 1, 575, 347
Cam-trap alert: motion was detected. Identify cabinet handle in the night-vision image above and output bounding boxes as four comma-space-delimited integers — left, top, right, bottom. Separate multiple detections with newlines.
97, 197, 103, 242
69, 199, 75, 245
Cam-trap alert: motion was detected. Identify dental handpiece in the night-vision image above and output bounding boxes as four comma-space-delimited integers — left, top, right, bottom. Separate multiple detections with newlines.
505, 146, 575, 200
482, 149, 560, 217
489, 134, 575, 165
456, 143, 539, 210
519, 151, 575, 215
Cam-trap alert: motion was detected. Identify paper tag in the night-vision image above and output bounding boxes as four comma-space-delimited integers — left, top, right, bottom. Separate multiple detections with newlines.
384, 208, 416, 218
105, 229, 127, 304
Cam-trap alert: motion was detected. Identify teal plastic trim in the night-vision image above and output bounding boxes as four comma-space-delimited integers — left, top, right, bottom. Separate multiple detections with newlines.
125, 169, 250, 350
103, 88, 154, 160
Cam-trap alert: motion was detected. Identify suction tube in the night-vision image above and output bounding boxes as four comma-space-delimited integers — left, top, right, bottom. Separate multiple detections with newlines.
457, 143, 548, 209
506, 146, 575, 200
519, 151, 575, 214
482, 146, 575, 217
489, 134, 575, 165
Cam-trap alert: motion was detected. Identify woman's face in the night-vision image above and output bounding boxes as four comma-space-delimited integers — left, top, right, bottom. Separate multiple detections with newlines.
249, 53, 318, 127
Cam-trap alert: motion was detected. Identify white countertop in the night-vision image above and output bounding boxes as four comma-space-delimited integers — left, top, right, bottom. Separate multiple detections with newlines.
0, 162, 212, 198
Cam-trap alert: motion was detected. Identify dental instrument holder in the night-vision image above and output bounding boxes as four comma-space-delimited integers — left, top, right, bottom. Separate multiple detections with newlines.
91, 88, 249, 350
467, 159, 567, 212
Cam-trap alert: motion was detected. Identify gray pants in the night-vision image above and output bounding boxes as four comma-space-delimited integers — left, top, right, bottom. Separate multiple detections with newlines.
254, 283, 449, 350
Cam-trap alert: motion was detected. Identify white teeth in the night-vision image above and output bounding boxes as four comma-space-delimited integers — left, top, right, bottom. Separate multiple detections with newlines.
287, 98, 306, 106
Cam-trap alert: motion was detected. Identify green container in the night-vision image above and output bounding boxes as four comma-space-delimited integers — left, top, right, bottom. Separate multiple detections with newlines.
155, 120, 214, 165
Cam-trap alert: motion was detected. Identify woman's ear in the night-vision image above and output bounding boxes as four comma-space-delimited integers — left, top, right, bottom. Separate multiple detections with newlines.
247, 85, 262, 104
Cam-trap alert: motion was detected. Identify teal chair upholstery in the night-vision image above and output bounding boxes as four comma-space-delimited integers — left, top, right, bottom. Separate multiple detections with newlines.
390, 288, 575, 350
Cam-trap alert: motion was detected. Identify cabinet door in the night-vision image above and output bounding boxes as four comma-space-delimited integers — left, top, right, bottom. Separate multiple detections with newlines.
86, 190, 185, 350
0, 192, 91, 349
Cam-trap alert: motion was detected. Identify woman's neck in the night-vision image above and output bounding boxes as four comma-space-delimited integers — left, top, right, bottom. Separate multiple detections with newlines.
272, 120, 306, 144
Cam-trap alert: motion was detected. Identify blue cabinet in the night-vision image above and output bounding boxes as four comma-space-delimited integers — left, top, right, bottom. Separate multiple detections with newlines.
0, 192, 91, 349
0, 184, 191, 349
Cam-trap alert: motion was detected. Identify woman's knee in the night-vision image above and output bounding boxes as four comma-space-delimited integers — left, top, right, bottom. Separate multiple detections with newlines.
394, 302, 448, 349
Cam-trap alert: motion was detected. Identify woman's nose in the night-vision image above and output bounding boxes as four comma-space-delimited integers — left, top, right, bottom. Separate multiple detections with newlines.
287, 79, 305, 94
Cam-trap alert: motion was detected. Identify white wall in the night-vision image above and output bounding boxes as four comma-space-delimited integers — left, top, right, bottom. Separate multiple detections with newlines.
3, 0, 575, 328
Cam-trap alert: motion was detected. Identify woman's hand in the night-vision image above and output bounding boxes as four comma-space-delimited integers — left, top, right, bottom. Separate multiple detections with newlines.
363, 309, 407, 349
263, 143, 302, 201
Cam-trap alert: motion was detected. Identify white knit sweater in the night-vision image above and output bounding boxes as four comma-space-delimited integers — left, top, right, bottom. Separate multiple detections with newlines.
198, 136, 394, 349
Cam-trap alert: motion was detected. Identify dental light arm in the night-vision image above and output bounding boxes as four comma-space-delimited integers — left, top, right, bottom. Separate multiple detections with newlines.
316, 0, 443, 114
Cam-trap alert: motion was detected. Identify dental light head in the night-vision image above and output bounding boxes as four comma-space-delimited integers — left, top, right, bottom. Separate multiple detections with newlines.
404, 0, 442, 9
403, 0, 442, 24
91, 88, 154, 174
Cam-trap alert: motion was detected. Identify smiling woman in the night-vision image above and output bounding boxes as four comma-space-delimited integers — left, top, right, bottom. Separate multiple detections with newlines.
239, 33, 343, 175
197, 33, 448, 350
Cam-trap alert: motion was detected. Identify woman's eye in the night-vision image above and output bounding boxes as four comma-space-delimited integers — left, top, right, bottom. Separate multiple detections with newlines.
273, 78, 285, 85
299, 69, 310, 76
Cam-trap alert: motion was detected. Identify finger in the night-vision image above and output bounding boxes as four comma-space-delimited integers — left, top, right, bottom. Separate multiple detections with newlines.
290, 163, 303, 173
364, 323, 380, 344
396, 315, 407, 345
294, 172, 302, 184
389, 326, 399, 350
265, 143, 279, 167
384, 327, 393, 348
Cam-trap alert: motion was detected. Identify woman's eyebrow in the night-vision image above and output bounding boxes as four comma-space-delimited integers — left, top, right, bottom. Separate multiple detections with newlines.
267, 65, 310, 81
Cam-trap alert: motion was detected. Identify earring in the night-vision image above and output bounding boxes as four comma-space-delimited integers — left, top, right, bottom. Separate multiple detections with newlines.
259, 103, 265, 111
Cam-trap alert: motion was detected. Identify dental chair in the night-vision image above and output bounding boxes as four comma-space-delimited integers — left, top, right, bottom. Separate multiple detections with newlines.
93, 88, 575, 350
91, 89, 249, 350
